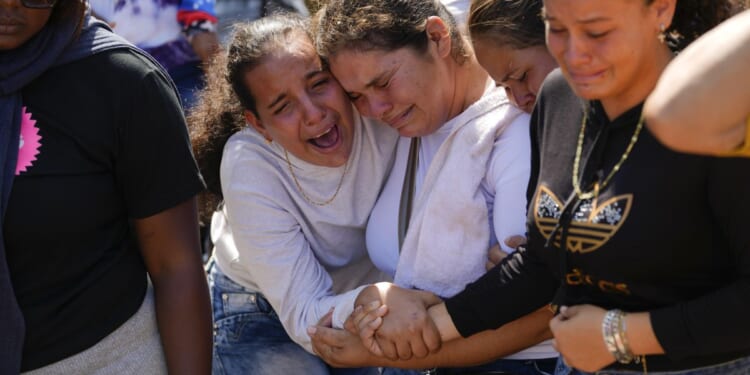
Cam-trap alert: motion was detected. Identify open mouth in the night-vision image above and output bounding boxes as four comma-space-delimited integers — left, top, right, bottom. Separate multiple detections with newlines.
308, 124, 340, 149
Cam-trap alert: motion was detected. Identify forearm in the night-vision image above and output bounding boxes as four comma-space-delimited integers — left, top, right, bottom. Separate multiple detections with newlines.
151, 261, 213, 374
369, 306, 552, 369
359, 283, 442, 308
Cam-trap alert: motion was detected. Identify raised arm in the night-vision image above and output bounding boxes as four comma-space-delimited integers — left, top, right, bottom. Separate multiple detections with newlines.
644, 9, 750, 156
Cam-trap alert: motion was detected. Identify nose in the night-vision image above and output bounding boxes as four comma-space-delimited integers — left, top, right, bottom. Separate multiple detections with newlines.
301, 96, 326, 126
357, 93, 392, 121
506, 83, 533, 111
564, 34, 592, 68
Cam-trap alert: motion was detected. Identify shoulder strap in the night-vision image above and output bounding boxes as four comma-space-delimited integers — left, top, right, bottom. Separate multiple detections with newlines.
398, 137, 420, 251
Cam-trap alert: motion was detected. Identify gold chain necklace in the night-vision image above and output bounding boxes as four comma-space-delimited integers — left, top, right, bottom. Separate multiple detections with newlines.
284, 149, 349, 206
572, 109, 644, 200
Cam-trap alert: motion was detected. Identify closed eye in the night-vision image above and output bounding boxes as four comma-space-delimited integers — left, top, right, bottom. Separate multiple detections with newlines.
312, 78, 329, 88
587, 30, 610, 39
509, 71, 527, 83
273, 102, 289, 115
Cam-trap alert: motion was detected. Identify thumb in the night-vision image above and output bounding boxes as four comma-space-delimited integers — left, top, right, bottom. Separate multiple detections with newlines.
504, 235, 527, 250
317, 308, 334, 327
308, 325, 348, 347
559, 305, 580, 320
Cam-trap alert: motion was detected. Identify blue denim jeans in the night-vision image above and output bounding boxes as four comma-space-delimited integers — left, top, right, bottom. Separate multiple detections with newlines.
553, 355, 750, 375
208, 263, 378, 375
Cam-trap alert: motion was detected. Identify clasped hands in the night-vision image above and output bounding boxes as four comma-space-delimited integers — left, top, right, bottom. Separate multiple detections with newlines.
308, 282, 443, 366
307, 237, 520, 366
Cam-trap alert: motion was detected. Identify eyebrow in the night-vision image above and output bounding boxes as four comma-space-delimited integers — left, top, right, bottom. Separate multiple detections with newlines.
343, 69, 392, 98
267, 68, 326, 109
576, 16, 611, 24
541, 10, 610, 24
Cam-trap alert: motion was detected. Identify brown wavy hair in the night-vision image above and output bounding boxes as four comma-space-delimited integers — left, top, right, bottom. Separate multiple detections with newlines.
314, 0, 468, 64
469, 0, 545, 50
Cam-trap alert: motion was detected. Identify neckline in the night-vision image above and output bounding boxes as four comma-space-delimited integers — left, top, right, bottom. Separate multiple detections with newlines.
586, 100, 644, 131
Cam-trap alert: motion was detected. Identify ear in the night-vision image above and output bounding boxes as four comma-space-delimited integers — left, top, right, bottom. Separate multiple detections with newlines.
244, 109, 272, 142
424, 16, 452, 59
649, 0, 677, 30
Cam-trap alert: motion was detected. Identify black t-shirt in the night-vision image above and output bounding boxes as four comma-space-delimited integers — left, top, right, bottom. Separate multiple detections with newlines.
446, 70, 750, 371
5, 49, 205, 371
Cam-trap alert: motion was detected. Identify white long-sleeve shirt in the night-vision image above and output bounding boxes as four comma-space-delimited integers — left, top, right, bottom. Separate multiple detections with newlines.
212, 111, 397, 353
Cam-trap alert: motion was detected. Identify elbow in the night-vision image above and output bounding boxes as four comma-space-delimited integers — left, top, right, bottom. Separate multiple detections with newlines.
643, 98, 706, 155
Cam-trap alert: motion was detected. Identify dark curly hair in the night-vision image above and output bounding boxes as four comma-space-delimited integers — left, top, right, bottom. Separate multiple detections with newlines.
314, 0, 469, 64
189, 14, 311, 221
468, 0, 545, 50
649, 0, 739, 51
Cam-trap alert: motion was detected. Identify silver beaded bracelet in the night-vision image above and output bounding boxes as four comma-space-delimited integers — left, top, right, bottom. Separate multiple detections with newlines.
602, 309, 634, 364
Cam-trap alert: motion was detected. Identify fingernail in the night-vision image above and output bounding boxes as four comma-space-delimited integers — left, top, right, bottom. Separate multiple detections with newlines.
307, 326, 317, 335
368, 300, 380, 308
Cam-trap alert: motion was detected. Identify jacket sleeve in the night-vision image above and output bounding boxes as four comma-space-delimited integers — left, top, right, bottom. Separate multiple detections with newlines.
485, 113, 533, 253
650, 156, 750, 360
444, 241, 558, 338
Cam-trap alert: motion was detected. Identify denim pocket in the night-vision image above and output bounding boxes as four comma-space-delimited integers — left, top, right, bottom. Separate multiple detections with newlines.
209, 266, 290, 347
220, 292, 262, 316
